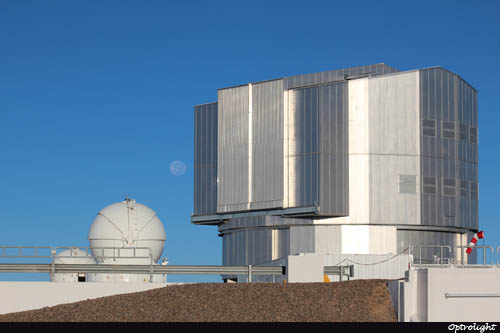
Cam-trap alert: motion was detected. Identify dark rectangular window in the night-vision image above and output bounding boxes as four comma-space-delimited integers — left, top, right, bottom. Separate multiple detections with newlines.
442, 121, 455, 140
470, 182, 478, 200
422, 119, 436, 137
442, 178, 456, 196
423, 119, 436, 127
443, 178, 455, 187
469, 127, 478, 144
460, 180, 468, 198
443, 187, 456, 196
442, 122, 455, 130
423, 128, 436, 136
423, 186, 436, 194
423, 177, 436, 194
423, 177, 436, 185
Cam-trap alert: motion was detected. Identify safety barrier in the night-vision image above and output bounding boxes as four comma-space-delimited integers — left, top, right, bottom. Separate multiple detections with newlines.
0, 245, 353, 283
409, 245, 500, 268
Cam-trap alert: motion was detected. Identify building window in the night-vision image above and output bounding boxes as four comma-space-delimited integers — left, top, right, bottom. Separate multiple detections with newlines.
469, 127, 478, 144
423, 177, 436, 194
442, 121, 455, 139
399, 174, 417, 194
460, 180, 468, 198
442, 178, 456, 196
422, 119, 436, 137
470, 182, 478, 200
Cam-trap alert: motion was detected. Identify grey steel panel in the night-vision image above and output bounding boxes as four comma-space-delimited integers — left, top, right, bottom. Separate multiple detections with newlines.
289, 226, 314, 255
222, 227, 288, 266
277, 228, 290, 260
217, 86, 249, 213
192, 205, 318, 225
419, 68, 478, 230
284, 63, 398, 90
193, 103, 218, 216
217, 215, 313, 232
251, 79, 284, 210
288, 81, 348, 216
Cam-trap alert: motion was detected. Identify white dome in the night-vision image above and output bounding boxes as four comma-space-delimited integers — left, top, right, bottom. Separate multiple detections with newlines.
50, 248, 96, 282
88, 199, 166, 264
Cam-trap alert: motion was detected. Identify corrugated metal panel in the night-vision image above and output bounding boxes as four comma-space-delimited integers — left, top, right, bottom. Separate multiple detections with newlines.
319, 83, 349, 215
419, 68, 478, 230
217, 86, 250, 213
221, 225, 290, 266
251, 79, 284, 210
287, 81, 348, 215
289, 226, 315, 255
283, 63, 398, 90
193, 103, 218, 216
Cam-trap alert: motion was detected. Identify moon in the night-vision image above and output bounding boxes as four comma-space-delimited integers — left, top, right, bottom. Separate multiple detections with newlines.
169, 160, 187, 176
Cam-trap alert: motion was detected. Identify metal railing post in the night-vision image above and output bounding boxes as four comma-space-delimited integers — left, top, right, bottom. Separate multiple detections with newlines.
440, 247, 444, 268
50, 248, 56, 279
497, 247, 500, 267
419, 246, 422, 269
149, 248, 154, 283
248, 265, 252, 283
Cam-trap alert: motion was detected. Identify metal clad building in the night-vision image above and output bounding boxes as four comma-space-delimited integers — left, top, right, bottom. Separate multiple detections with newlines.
193, 103, 218, 216
192, 63, 479, 270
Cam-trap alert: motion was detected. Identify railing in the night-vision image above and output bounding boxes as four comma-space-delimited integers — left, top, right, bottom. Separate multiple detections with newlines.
410, 245, 452, 268
0, 246, 153, 262
409, 245, 500, 269
0, 245, 354, 283
445, 293, 500, 299
0, 263, 354, 283
0, 245, 155, 281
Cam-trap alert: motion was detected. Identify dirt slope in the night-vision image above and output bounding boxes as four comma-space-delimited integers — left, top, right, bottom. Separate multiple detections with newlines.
0, 279, 396, 322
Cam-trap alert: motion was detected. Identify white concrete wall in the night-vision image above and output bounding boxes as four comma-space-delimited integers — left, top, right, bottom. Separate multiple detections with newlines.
0, 282, 170, 315
428, 267, 500, 321
402, 267, 500, 322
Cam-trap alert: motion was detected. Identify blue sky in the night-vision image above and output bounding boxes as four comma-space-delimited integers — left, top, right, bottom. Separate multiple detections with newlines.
0, 1, 499, 281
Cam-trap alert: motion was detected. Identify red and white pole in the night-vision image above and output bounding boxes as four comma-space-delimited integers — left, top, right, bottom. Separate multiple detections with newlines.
466, 231, 484, 254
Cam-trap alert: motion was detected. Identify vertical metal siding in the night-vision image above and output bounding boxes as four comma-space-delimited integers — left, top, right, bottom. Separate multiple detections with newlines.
217, 86, 250, 213
193, 103, 218, 216
420, 68, 478, 230
287, 81, 348, 215
220, 216, 320, 266
251, 80, 284, 210
289, 226, 315, 255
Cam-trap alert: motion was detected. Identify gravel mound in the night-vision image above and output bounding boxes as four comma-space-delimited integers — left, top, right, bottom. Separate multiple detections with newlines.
0, 279, 396, 322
